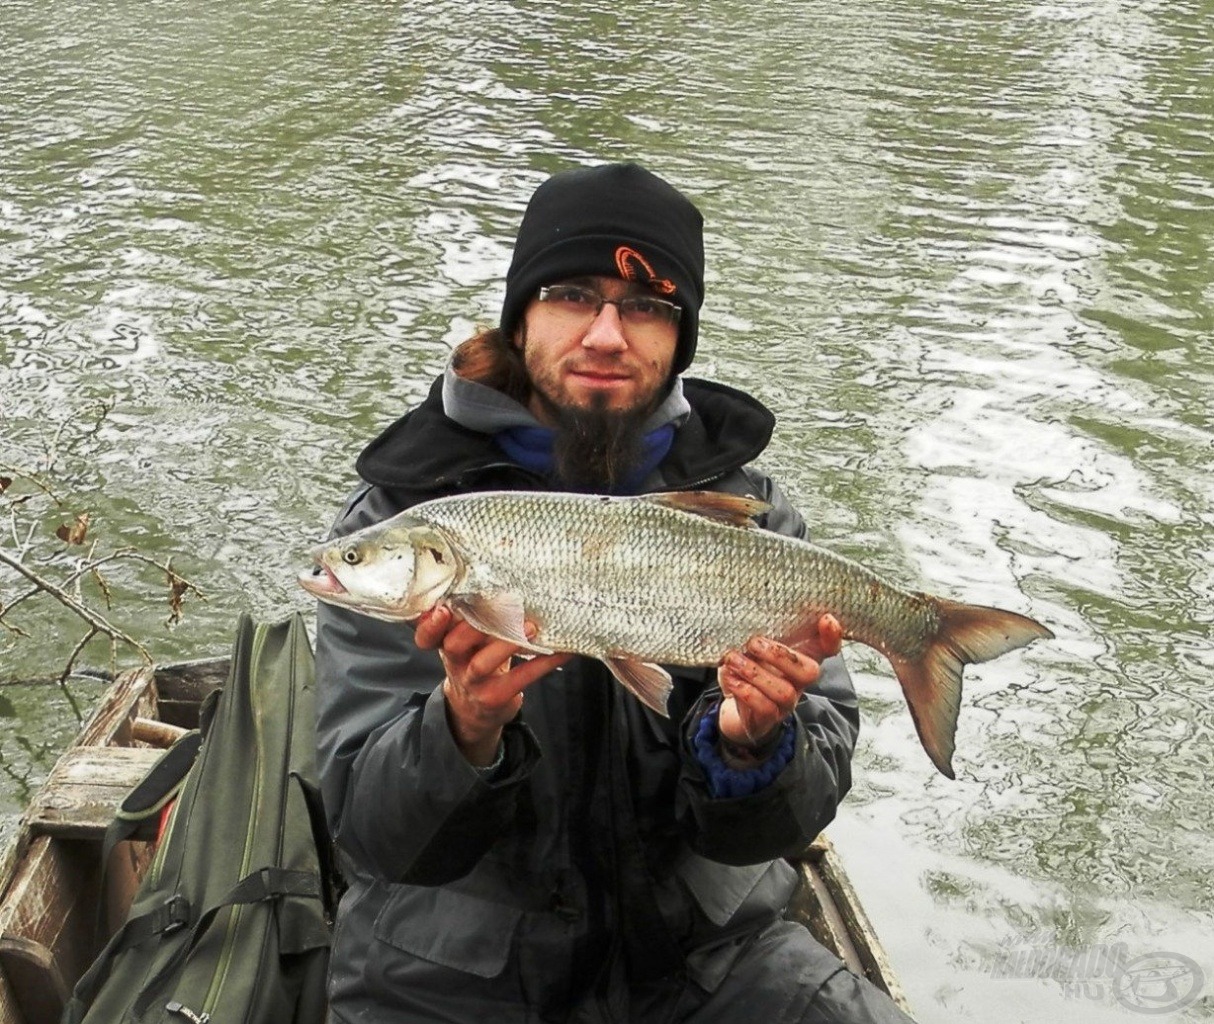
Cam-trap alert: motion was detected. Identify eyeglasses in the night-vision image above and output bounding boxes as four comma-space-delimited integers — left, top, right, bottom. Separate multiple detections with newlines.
536, 284, 682, 329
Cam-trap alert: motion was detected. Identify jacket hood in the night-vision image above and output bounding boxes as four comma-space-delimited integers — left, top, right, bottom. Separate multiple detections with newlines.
355, 375, 776, 495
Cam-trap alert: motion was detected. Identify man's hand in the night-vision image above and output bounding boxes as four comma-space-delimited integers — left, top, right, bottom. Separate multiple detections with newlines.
717, 614, 843, 752
415, 605, 570, 767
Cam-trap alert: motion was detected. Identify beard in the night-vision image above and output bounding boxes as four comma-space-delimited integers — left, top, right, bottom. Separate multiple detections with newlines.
540, 391, 654, 493
514, 321, 672, 492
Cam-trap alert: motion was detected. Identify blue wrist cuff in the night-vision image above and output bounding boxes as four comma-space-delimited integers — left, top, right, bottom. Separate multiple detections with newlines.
692, 705, 795, 799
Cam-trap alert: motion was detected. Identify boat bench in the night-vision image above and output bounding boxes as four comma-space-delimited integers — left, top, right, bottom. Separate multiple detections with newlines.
24, 745, 165, 840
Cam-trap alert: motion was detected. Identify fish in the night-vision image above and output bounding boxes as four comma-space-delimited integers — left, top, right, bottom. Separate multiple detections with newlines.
299, 489, 1053, 777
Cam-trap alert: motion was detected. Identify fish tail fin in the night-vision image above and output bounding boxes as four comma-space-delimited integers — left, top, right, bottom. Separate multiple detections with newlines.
889, 599, 1054, 779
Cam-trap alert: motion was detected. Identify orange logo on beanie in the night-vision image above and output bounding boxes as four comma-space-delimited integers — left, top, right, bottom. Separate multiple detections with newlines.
614, 246, 677, 296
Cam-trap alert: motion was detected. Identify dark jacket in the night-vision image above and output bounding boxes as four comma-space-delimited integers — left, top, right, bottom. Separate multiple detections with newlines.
314, 375, 860, 1023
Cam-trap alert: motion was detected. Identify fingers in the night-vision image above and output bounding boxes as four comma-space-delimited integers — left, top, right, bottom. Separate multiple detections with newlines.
817, 614, 843, 658
416, 607, 537, 676
721, 649, 801, 711
414, 604, 454, 650
429, 610, 566, 711
417, 608, 566, 766
785, 613, 844, 662
716, 627, 839, 748
447, 622, 525, 679
719, 643, 803, 743
717, 677, 783, 746
511, 652, 573, 690
742, 636, 822, 692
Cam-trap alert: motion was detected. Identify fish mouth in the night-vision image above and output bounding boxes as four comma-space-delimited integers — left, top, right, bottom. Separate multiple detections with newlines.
298, 563, 347, 598
297, 564, 412, 623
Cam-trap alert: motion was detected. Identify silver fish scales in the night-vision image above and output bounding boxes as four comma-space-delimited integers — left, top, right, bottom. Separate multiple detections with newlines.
300, 489, 1052, 777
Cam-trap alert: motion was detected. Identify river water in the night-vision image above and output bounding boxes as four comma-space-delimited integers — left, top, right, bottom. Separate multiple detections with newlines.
2, 1, 1212, 1020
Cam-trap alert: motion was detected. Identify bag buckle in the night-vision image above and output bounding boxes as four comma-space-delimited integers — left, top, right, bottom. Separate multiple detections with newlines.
161, 894, 191, 934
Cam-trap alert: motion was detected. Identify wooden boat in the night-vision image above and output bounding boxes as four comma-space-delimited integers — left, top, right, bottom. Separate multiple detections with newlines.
0, 658, 911, 1023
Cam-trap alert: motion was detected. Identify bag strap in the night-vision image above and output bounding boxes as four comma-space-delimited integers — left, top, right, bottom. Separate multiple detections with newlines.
99, 732, 202, 865
68, 867, 321, 1023
129, 867, 323, 1016
91, 731, 203, 946
65, 892, 196, 1022
289, 770, 346, 924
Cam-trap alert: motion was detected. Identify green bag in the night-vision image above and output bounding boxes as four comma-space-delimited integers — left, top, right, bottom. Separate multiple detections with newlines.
64, 614, 333, 1024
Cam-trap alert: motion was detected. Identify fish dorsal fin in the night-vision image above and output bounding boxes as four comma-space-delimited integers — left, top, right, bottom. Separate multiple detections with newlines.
644, 491, 770, 528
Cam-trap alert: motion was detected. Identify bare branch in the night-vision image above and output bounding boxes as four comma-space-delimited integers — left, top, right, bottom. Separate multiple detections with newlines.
0, 465, 65, 508
0, 546, 151, 662
57, 628, 98, 723
0, 667, 113, 687
0, 612, 31, 638
0, 582, 40, 621
3, 399, 191, 690
40, 416, 74, 473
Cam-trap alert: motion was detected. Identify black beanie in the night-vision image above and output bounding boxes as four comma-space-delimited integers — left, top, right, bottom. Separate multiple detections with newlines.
500, 162, 705, 374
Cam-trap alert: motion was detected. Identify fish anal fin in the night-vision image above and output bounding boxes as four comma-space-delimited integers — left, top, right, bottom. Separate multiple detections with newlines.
450, 592, 553, 654
645, 491, 770, 528
890, 599, 1053, 779
603, 656, 673, 717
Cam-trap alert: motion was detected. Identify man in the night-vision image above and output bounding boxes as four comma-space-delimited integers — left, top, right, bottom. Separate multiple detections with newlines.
314, 162, 914, 1023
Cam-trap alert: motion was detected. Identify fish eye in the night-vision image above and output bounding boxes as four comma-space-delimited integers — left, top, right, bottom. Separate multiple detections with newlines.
342, 548, 362, 565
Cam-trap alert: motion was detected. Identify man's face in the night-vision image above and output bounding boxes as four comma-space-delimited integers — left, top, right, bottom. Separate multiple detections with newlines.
516, 275, 679, 425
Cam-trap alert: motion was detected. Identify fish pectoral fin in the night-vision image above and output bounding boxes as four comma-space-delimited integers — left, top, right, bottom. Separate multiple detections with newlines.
643, 491, 771, 528
603, 656, 673, 717
449, 592, 553, 653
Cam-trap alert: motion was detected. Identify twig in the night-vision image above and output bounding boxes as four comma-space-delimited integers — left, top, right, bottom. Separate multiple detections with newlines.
40, 416, 74, 473
37, 397, 114, 473
0, 546, 151, 662
57, 628, 97, 722
0, 464, 64, 507
0, 611, 31, 638
0, 583, 40, 621
17, 517, 38, 561
53, 549, 204, 598
0, 668, 114, 687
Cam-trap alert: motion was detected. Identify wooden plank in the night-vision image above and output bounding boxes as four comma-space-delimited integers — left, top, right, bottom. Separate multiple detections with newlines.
0, 837, 100, 1024
75, 666, 156, 748
131, 718, 187, 748
801, 833, 829, 861
27, 747, 165, 839
103, 839, 153, 938
786, 859, 864, 968
154, 658, 227, 730
816, 839, 912, 1014
0, 668, 156, 909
